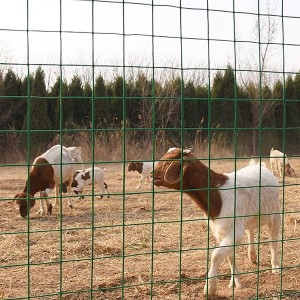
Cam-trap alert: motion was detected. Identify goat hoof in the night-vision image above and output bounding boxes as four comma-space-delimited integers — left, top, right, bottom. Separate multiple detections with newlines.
272, 265, 280, 274
69, 205, 73, 209
47, 204, 53, 215
203, 286, 217, 297
249, 252, 257, 264
229, 277, 242, 289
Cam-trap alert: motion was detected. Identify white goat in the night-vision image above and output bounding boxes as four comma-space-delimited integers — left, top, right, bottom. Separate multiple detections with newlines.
66, 146, 84, 170
128, 161, 158, 189
71, 167, 110, 199
152, 148, 281, 297
270, 148, 295, 177
248, 158, 267, 168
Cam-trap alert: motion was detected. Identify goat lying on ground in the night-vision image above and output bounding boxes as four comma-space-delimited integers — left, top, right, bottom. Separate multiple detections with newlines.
14, 145, 78, 217
152, 148, 281, 297
71, 167, 110, 199
128, 161, 158, 189
270, 147, 296, 178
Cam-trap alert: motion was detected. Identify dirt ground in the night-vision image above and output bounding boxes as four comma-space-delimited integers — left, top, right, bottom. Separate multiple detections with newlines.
0, 158, 300, 300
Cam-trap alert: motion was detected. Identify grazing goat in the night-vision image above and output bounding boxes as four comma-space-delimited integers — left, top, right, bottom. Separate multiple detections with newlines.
71, 167, 110, 199
128, 161, 158, 189
270, 148, 296, 178
152, 148, 281, 297
14, 145, 78, 217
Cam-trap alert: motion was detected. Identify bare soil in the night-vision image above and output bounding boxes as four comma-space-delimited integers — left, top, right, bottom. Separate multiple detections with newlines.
0, 158, 300, 300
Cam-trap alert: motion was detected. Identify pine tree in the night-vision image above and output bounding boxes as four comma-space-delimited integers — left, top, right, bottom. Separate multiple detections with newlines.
69, 75, 87, 125
293, 73, 300, 100
22, 67, 52, 157
0, 69, 24, 130
184, 80, 197, 129
110, 76, 124, 127
125, 79, 136, 128
195, 84, 209, 129
0, 70, 3, 94
285, 75, 300, 152
50, 76, 70, 130
294, 73, 300, 152
273, 80, 284, 144
83, 82, 92, 126
211, 66, 236, 145
94, 75, 111, 127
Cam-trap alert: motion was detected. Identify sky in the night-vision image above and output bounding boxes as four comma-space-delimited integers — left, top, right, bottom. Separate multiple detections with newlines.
1, 0, 300, 85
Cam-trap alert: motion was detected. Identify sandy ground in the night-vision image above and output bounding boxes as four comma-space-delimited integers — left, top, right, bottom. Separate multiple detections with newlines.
0, 158, 300, 300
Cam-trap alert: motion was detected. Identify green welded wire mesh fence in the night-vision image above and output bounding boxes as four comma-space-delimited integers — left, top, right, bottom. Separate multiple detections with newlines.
0, 0, 300, 299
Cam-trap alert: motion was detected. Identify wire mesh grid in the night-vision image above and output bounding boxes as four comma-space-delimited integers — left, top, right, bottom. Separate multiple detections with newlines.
0, 0, 300, 299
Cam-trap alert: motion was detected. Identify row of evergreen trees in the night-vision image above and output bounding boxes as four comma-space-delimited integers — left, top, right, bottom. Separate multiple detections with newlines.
0, 65, 299, 158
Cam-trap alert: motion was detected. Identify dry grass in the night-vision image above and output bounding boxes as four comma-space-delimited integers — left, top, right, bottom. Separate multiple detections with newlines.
0, 157, 300, 300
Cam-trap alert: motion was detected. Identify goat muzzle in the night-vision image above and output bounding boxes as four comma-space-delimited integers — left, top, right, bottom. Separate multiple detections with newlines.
153, 177, 164, 186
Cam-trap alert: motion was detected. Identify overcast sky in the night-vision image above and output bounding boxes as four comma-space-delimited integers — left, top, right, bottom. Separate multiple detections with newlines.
1, 0, 300, 83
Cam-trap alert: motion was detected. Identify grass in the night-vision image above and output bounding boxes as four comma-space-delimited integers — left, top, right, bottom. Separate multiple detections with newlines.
0, 154, 300, 299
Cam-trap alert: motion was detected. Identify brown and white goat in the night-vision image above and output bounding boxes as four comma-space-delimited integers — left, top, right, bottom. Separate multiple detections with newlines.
152, 148, 281, 297
71, 167, 110, 199
14, 145, 77, 217
128, 161, 157, 189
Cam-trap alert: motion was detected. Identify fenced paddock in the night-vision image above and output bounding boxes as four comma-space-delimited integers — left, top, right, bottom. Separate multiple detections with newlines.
1, 0, 300, 299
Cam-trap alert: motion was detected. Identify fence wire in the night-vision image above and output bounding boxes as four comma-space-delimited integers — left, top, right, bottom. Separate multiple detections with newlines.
0, 0, 300, 299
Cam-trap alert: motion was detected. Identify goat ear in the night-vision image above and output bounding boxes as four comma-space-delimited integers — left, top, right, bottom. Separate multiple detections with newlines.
291, 168, 296, 177
13, 193, 20, 202
164, 161, 187, 184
